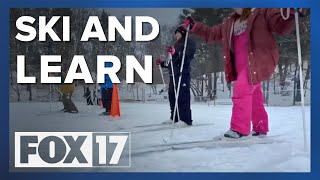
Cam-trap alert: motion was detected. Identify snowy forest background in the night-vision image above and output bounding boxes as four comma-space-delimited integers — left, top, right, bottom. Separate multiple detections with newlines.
9, 8, 311, 106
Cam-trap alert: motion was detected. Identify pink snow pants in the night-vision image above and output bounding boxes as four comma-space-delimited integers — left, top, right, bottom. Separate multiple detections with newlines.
231, 31, 269, 135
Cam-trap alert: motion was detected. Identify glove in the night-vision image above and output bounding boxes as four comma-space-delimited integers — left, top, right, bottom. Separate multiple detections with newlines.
166, 46, 175, 55
184, 16, 195, 30
155, 58, 163, 65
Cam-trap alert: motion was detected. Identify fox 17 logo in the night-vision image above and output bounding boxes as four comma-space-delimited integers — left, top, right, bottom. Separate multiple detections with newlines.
15, 132, 131, 168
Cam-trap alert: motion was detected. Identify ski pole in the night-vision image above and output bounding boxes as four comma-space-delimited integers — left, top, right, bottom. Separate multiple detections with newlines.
85, 95, 92, 100
171, 23, 191, 127
294, 8, 308, 152
55, 87, 63, 95
158, 64, 166, 89
168, 53, 181, 122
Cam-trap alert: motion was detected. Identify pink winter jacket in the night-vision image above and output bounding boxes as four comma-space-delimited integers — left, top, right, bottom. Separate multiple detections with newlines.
191, 8, 295, 84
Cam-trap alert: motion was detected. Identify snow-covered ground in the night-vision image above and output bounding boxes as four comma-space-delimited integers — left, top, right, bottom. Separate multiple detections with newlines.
10, 101, 310, 172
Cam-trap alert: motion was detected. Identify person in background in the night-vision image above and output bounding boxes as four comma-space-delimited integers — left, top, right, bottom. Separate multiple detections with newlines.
60, 72, 78, 113
99, 62, 113, 116
93, 87, 97, 105
83, 87, 93, 105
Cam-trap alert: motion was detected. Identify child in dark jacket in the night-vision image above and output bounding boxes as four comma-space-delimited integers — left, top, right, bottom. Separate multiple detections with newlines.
156, 25, 196, 126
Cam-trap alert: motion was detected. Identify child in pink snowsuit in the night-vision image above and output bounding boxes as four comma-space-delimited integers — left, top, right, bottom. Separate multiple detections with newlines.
184, 8, 300, 138
230, 23, 268, 137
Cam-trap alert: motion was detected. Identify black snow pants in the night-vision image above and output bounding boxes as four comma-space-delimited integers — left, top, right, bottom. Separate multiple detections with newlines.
168, 73, 192, 125
62, 93, 78, 113
101, 88, 113, 112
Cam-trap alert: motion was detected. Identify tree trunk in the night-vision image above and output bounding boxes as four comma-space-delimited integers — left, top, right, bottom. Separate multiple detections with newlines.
262, 81, 266, 102
10, 70, 21, 102
227, 83, 232, 99
295, 59, 305, 102
201, 77, 204, 96
213, 72, 218, 97
221, 72, 225, 92
303, 62, 310, 97
284, 63, 289, 87
136, 85, 139, 100
207, 73, 212, 98
132, 85, 135, 99
28, 85, 32, 101
293, 62, 299, 105
196, 77, 200, 96
273, 74, 276, 94
296, 78, 301, 102
25, 45, 32, 101
289, 64, 292, 72
293, 74, 296, 105
190, 85, 197, 98
17, 92, 21, 102
279, 62, 289, 90
26, 69, 32, 101
278, 63, 284, 89
266, 80, 270, 106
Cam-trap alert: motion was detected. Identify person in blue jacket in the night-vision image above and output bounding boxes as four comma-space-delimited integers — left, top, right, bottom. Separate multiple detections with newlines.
156, 25, 196, 126
99, 62, 113, 116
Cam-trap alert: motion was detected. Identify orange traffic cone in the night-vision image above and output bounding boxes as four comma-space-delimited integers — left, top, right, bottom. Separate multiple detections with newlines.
110, 84, 120, 117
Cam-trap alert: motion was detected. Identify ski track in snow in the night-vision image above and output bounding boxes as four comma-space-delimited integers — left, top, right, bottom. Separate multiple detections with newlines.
10, 102, 310, 172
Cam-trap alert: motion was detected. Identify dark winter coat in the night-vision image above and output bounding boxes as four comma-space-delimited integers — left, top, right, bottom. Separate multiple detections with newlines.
162, 38, 196, 76
84, 88, 91, 98
191, 8, 295, 84
100, 62, 113, 89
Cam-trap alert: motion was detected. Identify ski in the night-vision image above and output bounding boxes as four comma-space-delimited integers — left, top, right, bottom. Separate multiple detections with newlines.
131, 135, 285, 156
130, 123, 174, 128
123, 123, 214, 134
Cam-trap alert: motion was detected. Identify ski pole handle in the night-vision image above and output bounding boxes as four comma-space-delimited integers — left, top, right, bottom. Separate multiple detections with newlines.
169, 53, 172, 60
164, 52, 172, 66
